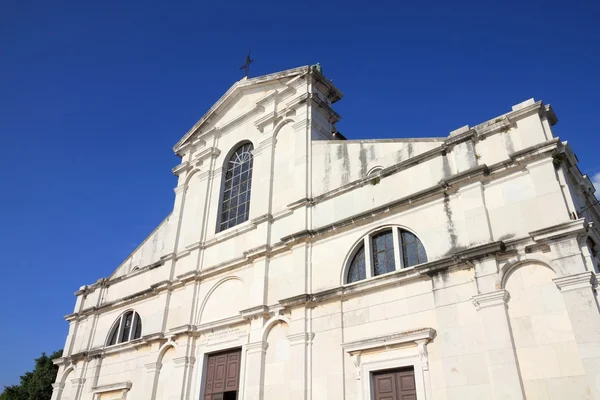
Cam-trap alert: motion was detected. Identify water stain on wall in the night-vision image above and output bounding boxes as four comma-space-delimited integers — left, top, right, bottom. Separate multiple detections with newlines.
323, 150, 331, 192
369, 145, 376, 161
442, 153, 452, 178
465, 141, 477, 168
443, 193, 459, 249
359, 143, 368, 177
502, 131, 515, 154
341, 144, 350, 184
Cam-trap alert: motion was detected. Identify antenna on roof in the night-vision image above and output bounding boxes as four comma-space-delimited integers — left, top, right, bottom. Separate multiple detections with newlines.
239, 49, 254, 79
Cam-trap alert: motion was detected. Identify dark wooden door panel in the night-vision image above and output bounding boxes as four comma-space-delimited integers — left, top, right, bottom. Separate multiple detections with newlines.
204, 349, 242, 398
213, 354, 227, 393
373, 373, 397, 400
225, 351, 241, 391
373, 367, 417, 400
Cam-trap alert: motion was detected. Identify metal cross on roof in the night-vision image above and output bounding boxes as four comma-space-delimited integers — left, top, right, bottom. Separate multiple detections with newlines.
239, 49, 254, 78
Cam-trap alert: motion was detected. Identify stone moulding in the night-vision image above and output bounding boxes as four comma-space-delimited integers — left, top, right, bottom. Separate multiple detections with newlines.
91, 381, 132, 400
280, 139, 561, 248
173, 65, 335, 154
77, 137, 561, 304
342, 328, 436, 355
554, 271, 597, 292
278, 240, 506, 309
171, 161, 191, 176
471, 289, 510, 310
529, 219, 588, 242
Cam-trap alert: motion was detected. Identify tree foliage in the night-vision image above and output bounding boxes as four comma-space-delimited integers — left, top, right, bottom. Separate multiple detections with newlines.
0, 350, 63, 400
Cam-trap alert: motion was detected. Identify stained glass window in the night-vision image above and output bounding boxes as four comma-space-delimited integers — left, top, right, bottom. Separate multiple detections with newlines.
219, 143, 254, 232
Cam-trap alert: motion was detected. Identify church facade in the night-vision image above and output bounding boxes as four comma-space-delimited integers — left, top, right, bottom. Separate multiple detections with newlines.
52, 65, 600, 400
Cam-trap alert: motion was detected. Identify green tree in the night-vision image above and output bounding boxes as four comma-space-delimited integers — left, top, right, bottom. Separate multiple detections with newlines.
0, 350, 63, 400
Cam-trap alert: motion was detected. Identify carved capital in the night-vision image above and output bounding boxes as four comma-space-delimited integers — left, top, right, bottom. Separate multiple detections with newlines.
287, 332, 315, 345
71, 378, 86, 386
173, 184, 187, 195
472, 290, 510, 310
173, 356, 196, 368
245, 341, 268, 354
145, 362, 161, 373
554, 271, 597, 292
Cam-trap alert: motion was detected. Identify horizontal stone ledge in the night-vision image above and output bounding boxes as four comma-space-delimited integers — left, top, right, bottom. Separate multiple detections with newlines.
342, 327, 436, 354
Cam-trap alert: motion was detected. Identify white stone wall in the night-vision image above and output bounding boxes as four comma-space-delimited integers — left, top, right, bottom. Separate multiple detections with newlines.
52, 66, 600, 400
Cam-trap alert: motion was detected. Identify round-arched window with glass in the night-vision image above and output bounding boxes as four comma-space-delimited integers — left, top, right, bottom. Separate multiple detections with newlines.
346, 227, 427, 284
107, 311, 142, 346
218, 143, 254, 232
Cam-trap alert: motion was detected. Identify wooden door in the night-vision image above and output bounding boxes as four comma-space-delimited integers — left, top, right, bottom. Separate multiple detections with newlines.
373, 367, 416, 400
204, 349, 241, 400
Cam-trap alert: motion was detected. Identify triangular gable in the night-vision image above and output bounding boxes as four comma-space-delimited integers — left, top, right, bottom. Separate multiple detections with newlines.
173, 65, 312, 154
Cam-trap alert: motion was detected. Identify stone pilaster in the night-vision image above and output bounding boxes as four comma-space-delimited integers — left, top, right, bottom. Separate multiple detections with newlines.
71, 378, 85, 400
174, 355, 196, 400
472, 290, 525, 400
287, 332, 314, 400
243, 341, 268, 400
144, 361, 161, 400
554, 271, 600, 399
50, 382, 64, 400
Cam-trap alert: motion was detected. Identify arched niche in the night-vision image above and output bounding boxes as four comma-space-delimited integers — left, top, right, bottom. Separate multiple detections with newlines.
197, 277, 246, 325
262, 320, 291, 400
153, 346, 177, 400
504, 261, 588, 396
58, 367, 75, 400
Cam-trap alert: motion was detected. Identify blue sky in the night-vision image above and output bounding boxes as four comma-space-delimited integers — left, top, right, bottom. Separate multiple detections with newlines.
1, 0, 599, 388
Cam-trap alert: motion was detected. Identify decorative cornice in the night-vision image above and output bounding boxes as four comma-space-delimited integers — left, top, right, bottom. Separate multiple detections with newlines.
92, 381, 132, 394
472, 290, 510, 310
554, 272, 597, 292
240, 305, 269, 320
509, 138, 560, 162
286, 92, 310, 110
309, 94, 341, 123
530, 219, 588, 242
342, 328, 436, 355
279, 294, 311, 308
254, 111, 277, 132
250, 213, 273, 226
169, 324, 194, 336
172, 161, 191, 177
193, 147, 221, 167
243, 244, 271, 260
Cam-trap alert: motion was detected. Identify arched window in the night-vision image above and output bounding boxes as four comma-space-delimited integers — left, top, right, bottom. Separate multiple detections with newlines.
107, 311, 142, 346
218, 143, 254, 232
347, 246, 366, 284
346, 227, 428, 284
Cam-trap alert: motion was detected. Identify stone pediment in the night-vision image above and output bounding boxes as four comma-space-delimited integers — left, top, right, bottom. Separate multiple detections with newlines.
172, 65, 342, 155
